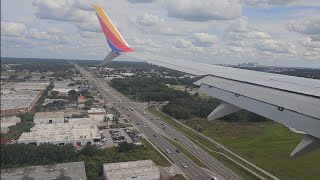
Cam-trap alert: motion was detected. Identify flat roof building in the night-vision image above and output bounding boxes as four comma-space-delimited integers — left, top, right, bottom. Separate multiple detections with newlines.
1, 90, 42, 116
87, 108, 106, 115
18, 123, 100, 146
33, 111, 65, 124
103, 160, 160, 180
14, 82, 49, 91
1, 161, 87, 180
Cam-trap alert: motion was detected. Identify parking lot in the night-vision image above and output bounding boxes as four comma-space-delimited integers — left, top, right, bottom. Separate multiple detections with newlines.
99, 128, 137, 148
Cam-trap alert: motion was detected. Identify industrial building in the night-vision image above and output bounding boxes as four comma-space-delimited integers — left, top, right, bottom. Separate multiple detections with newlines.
1, 82, 49, 91
33, 112, 65, 124
1, 161, 87, 180
53, 80, 79, 94
18, 123, 100, 146
0, 90, 42, 116
103, 160, 160, 180
87, 108, 106, 115
14, 82, 49, 91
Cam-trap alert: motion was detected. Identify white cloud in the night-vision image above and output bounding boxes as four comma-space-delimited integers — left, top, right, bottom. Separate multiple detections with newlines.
132, 37, 160, 47
224, 19, 271, 42
137, 13, 164, 26
128, 0, 156, 3
167, 0, 242, 21
287, 17, 320, 40
173, 39, 193, 48
245, 0, 320, 8
193, 33, 218, 46
257, 39, 296, 54
26, 28, 71, 44
297, 37, 320, 59
1, 22, 27, 37
32, 0, 100, 32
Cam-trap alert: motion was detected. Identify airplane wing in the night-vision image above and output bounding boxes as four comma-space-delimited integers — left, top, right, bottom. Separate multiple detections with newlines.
92, 4, 320, 157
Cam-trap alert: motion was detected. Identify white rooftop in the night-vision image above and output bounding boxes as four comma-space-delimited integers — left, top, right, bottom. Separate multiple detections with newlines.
34, 112, 65, 119
1, 90, 41, 110
1, 161, 87, 180
18, 123, 100, 143
87, 108, 106, 114
104, 160, 160, 179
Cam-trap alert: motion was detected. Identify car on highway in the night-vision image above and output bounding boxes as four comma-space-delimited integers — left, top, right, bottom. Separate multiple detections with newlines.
176, 149, 180, 153
181, 163, 187, 168
211, 176, 219, 180
166, 149, 171, 154
153, 134, 157, 137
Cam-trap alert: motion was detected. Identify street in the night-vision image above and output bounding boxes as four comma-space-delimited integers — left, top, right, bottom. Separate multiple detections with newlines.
73, 63, 242, 180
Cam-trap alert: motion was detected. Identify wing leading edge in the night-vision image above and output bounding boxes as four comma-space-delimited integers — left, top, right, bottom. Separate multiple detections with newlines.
92, 4, 320, 157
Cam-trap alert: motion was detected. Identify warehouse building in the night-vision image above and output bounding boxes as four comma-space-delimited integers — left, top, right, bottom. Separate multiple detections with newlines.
14, 82, 49, 91
1, 82, 49, 92
53, 80, 79, 95
33, 112, 65, 124
103, 160, 160, 180
0, 90, 42, 116
18, 123, 100, 146
1, 161, 87, 180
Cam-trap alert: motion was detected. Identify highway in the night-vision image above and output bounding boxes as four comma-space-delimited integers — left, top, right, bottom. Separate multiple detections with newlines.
73, 63, 242, 180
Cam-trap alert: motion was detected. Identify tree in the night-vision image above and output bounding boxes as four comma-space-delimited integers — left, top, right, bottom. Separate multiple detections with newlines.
80, 144, 99, 157
68, 83, 76, 86
118, 142, 136, 152
9, 74, 19, 79
24, 75, 32, 80
84, 99, 94, 107
68, 90, 79, 101
51, 91, 59, 96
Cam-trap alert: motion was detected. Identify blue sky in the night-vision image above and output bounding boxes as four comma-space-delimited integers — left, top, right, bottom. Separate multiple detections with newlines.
1, 0, 320, 67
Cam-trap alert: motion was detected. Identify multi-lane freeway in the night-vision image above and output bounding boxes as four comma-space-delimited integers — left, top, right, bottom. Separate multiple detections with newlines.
72, 62, 243, 180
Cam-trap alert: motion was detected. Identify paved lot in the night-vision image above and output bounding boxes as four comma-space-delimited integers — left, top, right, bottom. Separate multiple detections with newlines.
100, 128, 133, 148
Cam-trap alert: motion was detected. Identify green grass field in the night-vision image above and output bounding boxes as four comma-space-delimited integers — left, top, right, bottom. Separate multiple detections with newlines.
184, 119, 320, 180
170, 174, 187, 180
149, 107, 320, 180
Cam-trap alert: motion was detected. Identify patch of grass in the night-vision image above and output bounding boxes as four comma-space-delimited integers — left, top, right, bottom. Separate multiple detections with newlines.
170, 174, 187, 180
168, 116, 320, 180
162, 136, 208, 169
1, 113, 36, 139
1, 121, 34, 140
204, 122, 320, 180
123, 123, 133, 127
140, 139, 171, 167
